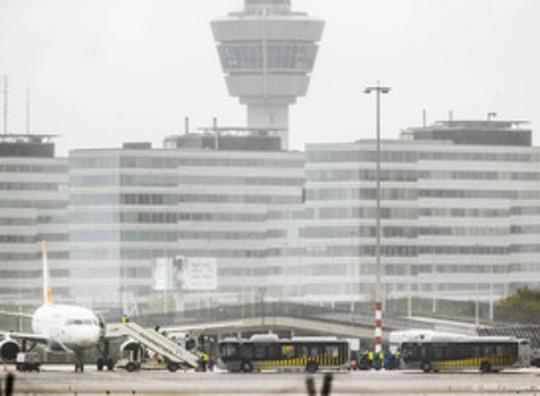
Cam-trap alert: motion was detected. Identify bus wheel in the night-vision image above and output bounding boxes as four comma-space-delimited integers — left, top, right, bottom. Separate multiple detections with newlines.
306, 361, 319, 373
241, 361, 253, 373
126, 362, 138, 372
480, 361, 491, 373
167, 362, 179, 372
421, 361, 432, 373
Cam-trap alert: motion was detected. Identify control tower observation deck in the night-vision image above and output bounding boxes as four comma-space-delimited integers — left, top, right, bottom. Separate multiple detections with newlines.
211, 0, 324, 150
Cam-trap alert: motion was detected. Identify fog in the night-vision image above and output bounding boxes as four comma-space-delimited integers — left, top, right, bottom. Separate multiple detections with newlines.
0, 0, 539, 154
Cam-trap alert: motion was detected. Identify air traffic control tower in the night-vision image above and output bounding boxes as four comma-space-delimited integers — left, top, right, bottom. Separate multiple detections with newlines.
211, 0, 324, 150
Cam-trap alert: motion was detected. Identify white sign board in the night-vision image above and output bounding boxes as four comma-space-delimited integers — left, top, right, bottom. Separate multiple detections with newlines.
153, 257, 176, 291
183, 258, 217, 291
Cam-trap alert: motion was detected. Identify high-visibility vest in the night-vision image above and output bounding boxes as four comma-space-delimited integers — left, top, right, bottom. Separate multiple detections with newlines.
379, 352, 384, 361
368, 352, 374, 361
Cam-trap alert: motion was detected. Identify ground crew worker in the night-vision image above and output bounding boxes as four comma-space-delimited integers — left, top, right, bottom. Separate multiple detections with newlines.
198, 351, 209, 372
368, 351, 374, 368
395, 350, 401, 369
379, 351, 384, 370
121, 314, 129, 324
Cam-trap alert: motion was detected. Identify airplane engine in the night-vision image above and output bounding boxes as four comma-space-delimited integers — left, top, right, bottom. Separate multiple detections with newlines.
120, 339, 143, 361
0, 339, 21, 361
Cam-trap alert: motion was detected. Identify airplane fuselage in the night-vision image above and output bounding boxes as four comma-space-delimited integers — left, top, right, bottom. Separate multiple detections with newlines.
32, 304, 101, 351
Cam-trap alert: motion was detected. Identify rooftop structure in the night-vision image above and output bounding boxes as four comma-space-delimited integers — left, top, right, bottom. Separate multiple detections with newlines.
211, 0, 324, 150
163, 127, 282, 151
0, 134, 59, 157
401, 120, 532, 147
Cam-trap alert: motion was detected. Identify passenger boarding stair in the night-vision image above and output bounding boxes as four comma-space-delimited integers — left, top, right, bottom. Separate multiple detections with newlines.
111, 322, 199, 368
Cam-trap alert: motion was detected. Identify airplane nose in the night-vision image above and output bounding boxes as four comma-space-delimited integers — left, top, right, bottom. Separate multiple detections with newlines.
79, 327, 101, 347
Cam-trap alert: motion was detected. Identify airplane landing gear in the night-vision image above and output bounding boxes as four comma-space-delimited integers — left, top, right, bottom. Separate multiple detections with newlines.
96, 338, 115, 371
75, 352, 85, 372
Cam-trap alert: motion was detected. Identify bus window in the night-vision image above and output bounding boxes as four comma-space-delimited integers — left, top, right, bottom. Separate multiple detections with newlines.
433, 344, 444, 360
254, 345, 266, 360
325, 345, 339, 358
483, 345, 495, 357
240, 344, 253, 360
298, 345, 309, 358
401, 343, 420, 361
310, 345, 321, 357
268, 345, 280, 359
282, 344, 295, 359
220, 344, 238, 358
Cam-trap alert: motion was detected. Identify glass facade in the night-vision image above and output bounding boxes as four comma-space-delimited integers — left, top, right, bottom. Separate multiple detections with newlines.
0, 156, 69, 308
302, 140, 540, 308
68, 148, 305, 312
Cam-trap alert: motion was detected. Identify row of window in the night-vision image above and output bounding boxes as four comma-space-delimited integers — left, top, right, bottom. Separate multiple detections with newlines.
178, 212, 267, 222
70, 230, 178, 242
70, 156, 303, 169
306, 150, 540, 163
0, 251, 67, 260
302, 226, 508, 239
419, 208, 508, 217
0, 200, 66, 209
219, 43, 317, 71
510, 206, 540, 215
0, 163, 67, 173
178, 194, 300, 205
70, 174, 178, 188
307, 169, 419, 182
178, 176, 304, 186
314, 207, 418, 220
304, 245, 509, 257
419, 189, 514, 199
0, 182, 62, 191
71, 267, 151, 278
71, 194, 179, 206
70, 249, 177, 261
0, 269, 69, 278
301, 226, 418, 239
70, 212, 179, 224
429, 170, 540, 181
306, 188, 418, 201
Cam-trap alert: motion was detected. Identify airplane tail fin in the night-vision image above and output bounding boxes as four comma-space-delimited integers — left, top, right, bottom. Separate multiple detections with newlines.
42, 240, 53, 305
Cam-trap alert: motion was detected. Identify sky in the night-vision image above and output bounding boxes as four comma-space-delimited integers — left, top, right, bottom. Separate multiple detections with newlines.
0, 0, 539, 156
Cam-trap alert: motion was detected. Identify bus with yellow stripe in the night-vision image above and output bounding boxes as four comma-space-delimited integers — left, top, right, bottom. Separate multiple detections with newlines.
218, 334, 350, 373
400, 335, 530, 373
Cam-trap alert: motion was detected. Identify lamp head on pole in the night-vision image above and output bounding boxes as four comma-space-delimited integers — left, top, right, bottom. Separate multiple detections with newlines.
364, 85, 391, 94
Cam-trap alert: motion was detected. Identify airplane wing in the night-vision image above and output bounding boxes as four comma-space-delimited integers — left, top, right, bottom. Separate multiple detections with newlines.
0, 330, 49, 344
0, 310, 34, 319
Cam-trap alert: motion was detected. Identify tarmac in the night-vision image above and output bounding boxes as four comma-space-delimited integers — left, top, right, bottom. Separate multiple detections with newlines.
2, 365, 540, 395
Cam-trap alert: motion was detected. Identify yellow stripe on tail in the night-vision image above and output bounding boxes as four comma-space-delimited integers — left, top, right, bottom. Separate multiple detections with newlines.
42, 240, 53, 305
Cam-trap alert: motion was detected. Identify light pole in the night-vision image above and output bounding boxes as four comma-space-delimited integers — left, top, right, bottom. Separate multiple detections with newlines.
364, 82, 391, 354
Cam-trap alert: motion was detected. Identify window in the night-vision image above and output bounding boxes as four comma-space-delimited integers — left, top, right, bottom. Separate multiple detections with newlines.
254, 346, 267, 359
220, 344, 238, 358
240, 345, 253, 360
281, 345, 295, 359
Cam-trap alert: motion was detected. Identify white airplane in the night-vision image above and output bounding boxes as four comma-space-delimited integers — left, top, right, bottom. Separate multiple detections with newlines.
0, 241, 109, 372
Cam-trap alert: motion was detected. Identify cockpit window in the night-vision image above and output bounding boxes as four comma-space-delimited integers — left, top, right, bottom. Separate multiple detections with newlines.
65, 319, 95, 326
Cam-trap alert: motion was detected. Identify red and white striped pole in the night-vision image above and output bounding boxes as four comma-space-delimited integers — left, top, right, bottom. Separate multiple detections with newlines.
374, 302, 383, 353
364, 83, 390, 357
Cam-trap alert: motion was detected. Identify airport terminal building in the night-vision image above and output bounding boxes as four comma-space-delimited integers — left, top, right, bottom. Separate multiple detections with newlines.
302, 120, 540, 317
68, 131, 305, 312
1, 120, 540, 316
0, 135, 69, 307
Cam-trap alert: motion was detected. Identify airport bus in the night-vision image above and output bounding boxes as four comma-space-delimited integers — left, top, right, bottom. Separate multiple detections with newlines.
218, 334, 349, 373
399, 335, 531, 373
